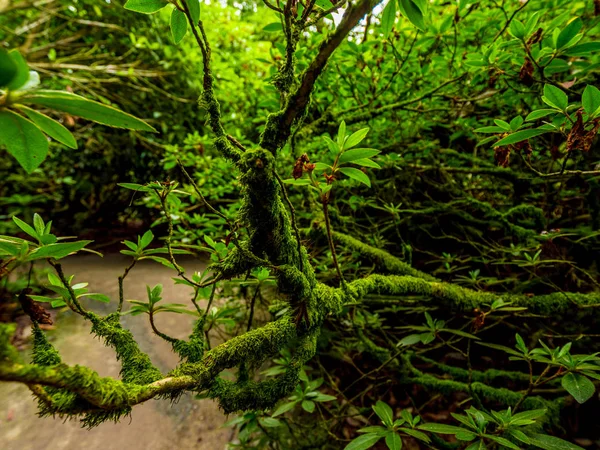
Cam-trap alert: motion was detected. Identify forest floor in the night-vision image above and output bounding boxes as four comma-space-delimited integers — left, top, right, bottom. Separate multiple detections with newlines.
0, 254, 231, 450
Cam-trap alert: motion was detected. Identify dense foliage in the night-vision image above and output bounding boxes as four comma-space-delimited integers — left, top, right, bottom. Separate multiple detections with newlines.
1, 0, 600, 449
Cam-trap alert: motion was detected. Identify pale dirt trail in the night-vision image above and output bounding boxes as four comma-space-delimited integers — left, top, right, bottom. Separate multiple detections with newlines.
0, 254, 231, 450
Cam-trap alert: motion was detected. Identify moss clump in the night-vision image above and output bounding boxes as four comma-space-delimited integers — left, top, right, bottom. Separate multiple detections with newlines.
89, 312, 162, 384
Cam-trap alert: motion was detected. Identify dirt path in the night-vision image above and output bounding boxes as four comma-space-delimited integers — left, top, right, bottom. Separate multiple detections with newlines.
0, 254, 231, 450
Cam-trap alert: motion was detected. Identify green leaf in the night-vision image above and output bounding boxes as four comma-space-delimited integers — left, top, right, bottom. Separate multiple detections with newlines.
564, 42, 600, 56
16, 105, 77, 149
353, 158, 381, 169
475, 341, 523, 357
272, 401, 297, 417
493, 128, 549, 147
508, 429, 531, 445
0, 110, 48, 173
398, 334, 421, 346
258, 417, 282, 428
0, 49, 18, 88
171, 9, 188, 44
485, 435, 520, 450
185, 0, 200, 24
339, 167, 371, 187
140, 230, 154, 249
26, 241, 92, 261
283, 178, 311, 185
475, 126, 506, 133
301, 400, 315, 413
397, 0, 426, 31
400, 428, 430, 443
124, 0, 169, 14
525, 110, 557, 121
557, 18, 582, 49
5, 50, 29, 91
373, 401, 394, 427
337, 121, 347, 149
509, 19, 526, 39
440, 328, 481, 340
344, 128, 370, 150
417, 423, 465, 434
263, 22, 283, 32
323, 136, 339, 154
529, 433, 584, 450
12, 216, 39, 240
542, 84, 568, 110
510, 408, 547, 423
582, 85, 600, 117
21, 90, 156, 132
381, 0, 397, 37
344, 433, 382, 450
385, 432, 402, 450
561, 373, 595, 404
80, 293, 111, 303
339, 149, 380, 164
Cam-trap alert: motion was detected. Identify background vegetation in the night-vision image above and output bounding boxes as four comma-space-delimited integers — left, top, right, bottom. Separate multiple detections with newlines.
1, 0, 600, 449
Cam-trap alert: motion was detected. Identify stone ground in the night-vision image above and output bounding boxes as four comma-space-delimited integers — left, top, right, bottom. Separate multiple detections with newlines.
0, 254, 232, 450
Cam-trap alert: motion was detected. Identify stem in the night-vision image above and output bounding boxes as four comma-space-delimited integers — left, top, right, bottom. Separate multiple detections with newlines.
322, 200, 344, 286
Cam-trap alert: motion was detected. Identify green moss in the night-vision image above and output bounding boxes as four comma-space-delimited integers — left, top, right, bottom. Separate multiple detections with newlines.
89, 312, 162, 384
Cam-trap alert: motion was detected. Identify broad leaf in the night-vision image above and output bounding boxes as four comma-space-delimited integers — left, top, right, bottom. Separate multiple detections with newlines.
186, 0, 200, 24
542, 84, 568, 110
171, 9, 188, 44
582, 85, 600, 117
124, 0, 169, 14
344, 433, 382, 450
561, 373, 595, 404
339, 167, 371, 187
16, 105, 77, 149
5, 50, 29, 91
373, 401, 394, 427
21, 90, 156, 132
26, 241, 92, 261
0, 110, 48, 173
529, 433, 584, 450
385, 432, 402, 450
0, 49, 18, 88
556, 18, 582, 49
493, 128, 549, 147
381, 0, 397, 37
397, 0, 426, 31
417, 423, 465, 434
339, 149, 380, 164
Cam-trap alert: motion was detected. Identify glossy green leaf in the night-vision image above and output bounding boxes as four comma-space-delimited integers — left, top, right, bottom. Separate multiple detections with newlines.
5, 50, 29, 91
0, 49, 18, 88
529, 433, 584, 450
373, 401, 394, 427
493, 128, 549, 147
186, 0, 200, 24
171, 9, 188, 44
525, 110, 557, 121
582, 85, 600, 117
21, 90, 156, 132
339, 149, 380, 164
381, 0, 397, 37
417, 423, 465, 434
25, 241, 92, 261
385, 432, 402, 450
542, 84, 568, 110
339, 167, 371, 187
0, 110, 48, 173
561, 373, 595, 404
344, 433, 382, 450
16, 105, 77, 149
124, 0, 169, 14
397, 0, 426, 31
557, 18, 582, 49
